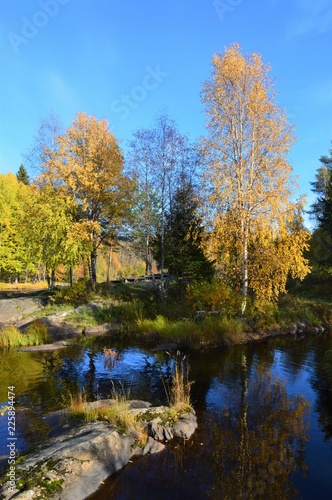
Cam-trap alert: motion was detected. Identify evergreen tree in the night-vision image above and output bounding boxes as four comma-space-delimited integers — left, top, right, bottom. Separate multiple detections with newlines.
160, 179, 214, 280
317, 168, 332, 236
309, 143, 332, 272
16, 164, 30, 185
310, 142, 332, 230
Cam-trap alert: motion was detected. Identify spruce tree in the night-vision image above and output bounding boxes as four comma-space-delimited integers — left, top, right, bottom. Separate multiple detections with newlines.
160, 180, 214, 280
16, 164, 30, 185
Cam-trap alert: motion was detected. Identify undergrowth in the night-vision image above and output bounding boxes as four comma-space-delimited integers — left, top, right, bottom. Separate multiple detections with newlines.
0, 321, 50, 348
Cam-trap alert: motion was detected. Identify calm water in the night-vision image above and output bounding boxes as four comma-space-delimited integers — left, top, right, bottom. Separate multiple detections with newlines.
1, 334, 332, 499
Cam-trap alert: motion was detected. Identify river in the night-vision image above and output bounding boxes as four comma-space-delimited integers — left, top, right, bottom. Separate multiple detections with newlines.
1, 333, 332, 499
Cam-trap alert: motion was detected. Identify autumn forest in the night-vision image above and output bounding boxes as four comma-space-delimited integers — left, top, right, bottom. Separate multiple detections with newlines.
1, 45, 331, 322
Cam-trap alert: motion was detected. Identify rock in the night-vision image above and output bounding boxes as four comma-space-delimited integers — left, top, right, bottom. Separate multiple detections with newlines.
36, 315, 81, 340
147, 419, 162, 440
128, 400, 151, 410
152, 343, 178, 352
142, 437, 165, 455
0, 402, 198, 499
18, 343, 68, 352
147, 411, 197, 442
0, 422, 135, 500
288, 324, 298, 335
147, 419, 173, 441
0, 297, 43, 324
296, 321, 308, 334
83, 323, 120, 336
172, 412, 198, 439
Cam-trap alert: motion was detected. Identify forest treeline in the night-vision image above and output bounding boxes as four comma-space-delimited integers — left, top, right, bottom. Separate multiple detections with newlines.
1, 44, 331, 313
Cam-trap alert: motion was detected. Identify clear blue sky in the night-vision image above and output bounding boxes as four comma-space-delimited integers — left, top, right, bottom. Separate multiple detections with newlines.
1, 0, 331, 227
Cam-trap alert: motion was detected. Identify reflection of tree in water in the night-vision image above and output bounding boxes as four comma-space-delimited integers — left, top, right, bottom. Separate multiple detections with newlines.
209, 360, 310, 499
23, 346, 87, 411
103, 348, 122, 371
311, 345, 332, 440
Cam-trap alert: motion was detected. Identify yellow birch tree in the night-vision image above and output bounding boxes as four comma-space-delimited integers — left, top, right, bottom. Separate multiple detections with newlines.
40, 113, 133, 289
201, 43, 310, 310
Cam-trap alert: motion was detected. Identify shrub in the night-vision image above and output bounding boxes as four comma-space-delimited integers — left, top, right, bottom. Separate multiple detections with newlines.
187, 279, 242, 317
49, 281, 92, 306
25, 320, 51, 344
245, 300, 279, 331
195, 315, 246, 345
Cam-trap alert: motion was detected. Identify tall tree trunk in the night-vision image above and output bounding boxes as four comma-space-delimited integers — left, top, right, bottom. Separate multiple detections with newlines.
145, 234, 150, 275
69, 267, 73, 287
241, 223, 249, 314
160, 189, 166, 298
46, 268, 51, 288
107, 242, 113, 283
90, 248, 97, 291
51, 269, 56, 288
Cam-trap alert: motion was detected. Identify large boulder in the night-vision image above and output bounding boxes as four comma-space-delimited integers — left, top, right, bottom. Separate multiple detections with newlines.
0, 297, 43, 326
0, 422, 135, 500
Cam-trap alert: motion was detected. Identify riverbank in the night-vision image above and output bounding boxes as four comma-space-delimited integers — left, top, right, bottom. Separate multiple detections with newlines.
0, 280, 331, 349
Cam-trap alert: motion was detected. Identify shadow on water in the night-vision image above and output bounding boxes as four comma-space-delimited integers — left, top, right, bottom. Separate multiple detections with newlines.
1, 334, 332, 498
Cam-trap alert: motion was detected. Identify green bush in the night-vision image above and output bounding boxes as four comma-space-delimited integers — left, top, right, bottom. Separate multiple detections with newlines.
187, 279, 242, 317
245, 300, 279, 331
49, 281, 92, 306
276, 294, 332, 326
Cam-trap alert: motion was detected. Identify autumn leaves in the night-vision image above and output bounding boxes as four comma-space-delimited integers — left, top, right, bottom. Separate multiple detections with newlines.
1, 44, 311, 307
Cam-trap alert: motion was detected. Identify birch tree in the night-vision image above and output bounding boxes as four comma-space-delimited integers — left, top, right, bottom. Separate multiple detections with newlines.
128, 111, 198, 294
23, 110, 63, 176
40, 112, 133, 289
201, 44, 310, 310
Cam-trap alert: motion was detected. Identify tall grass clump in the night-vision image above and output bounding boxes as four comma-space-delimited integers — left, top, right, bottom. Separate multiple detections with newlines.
136, 316, 202, 347
68, 384, 146, 441
0, 321, 50, 348
200, 315, 246, 345
162, 352, 193, 412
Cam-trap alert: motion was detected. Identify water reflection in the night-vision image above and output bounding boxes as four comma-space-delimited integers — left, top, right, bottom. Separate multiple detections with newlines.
1, 335, 332, 498
206, 361, 309, 498
103, 347, 122, 370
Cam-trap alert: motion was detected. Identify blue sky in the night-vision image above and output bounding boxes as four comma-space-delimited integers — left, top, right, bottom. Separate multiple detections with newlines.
1, 0, 332, 227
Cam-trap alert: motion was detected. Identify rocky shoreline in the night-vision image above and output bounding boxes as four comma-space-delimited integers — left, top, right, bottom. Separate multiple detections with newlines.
0, 400, 197, 500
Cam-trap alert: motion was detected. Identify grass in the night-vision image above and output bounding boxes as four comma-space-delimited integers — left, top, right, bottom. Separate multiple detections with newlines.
0, 321, 51, 348
0, 281, 48, 291
2, 278, 330, 349
277, 294, 332, 326
68, 385, 147, 444
136, 314, 246, 347
163, 352, 193, 411
68, 351, 194, 439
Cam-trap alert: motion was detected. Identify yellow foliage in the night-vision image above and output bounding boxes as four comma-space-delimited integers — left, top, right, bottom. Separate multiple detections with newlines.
201, 44, 310, 304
